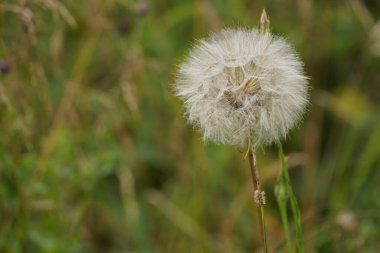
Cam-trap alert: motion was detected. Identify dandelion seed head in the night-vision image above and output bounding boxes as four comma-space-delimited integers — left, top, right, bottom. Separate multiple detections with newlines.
174, 28, 308, 147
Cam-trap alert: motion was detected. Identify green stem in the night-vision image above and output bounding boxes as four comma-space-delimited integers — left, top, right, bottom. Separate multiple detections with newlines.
260, 205, 269, 253
276, 141, 304, 253
276, 190, 293, 253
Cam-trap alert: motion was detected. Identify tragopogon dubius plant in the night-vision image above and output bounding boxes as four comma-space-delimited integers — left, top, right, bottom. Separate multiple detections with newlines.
174, 9, 308, 253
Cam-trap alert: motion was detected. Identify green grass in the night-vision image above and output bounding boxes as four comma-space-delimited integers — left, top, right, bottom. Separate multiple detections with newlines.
276, 141, 304, 253
1, 0, 380, 252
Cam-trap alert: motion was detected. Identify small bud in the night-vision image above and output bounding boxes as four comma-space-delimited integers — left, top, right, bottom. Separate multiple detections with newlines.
259, 9, 270, 34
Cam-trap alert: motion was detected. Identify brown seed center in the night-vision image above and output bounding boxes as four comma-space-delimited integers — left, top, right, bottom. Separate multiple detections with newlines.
223, 66, 261, 108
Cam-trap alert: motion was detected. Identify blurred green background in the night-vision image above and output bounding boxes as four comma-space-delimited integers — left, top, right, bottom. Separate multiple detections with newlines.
1, 0, 380, 252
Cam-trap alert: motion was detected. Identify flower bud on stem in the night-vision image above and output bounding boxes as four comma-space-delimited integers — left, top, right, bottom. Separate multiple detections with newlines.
259, 9, 270, 35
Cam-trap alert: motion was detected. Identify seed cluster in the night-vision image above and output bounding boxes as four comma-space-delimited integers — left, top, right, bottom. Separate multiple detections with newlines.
175, 28, 308, 147
223, 65, 262, 109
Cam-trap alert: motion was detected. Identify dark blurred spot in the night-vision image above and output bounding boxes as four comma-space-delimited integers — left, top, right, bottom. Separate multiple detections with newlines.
134, 153, 175, 190
363, 1, 380, 19
83, 205, 115, 253
139, 163, 174, 190
0, 60, 11, 74
320, 205, 329, 218
118, 16, 132, 35
134, 1, 149, 16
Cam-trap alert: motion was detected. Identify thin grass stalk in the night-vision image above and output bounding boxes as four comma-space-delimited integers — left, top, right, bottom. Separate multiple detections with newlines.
275, 186, 293, 253
276, 141, 304, 253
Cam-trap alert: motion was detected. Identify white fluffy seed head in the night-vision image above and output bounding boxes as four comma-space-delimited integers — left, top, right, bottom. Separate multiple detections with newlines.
174, 28, 308, 147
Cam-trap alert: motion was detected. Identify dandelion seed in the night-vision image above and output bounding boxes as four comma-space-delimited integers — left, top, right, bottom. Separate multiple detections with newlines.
174, 28, 308, 147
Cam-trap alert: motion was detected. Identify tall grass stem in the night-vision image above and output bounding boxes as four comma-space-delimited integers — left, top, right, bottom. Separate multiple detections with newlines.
276, 141, 304, 253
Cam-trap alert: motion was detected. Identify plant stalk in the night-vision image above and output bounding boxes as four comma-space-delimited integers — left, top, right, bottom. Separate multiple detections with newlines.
248, 148, 268, 253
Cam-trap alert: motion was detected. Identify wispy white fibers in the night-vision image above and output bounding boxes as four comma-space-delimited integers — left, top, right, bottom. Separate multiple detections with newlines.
174, 28, 308, 147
